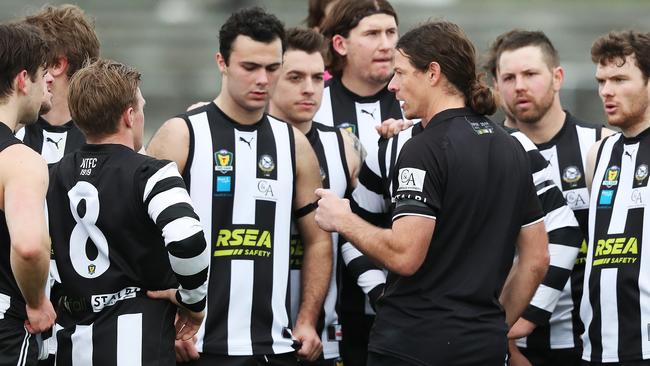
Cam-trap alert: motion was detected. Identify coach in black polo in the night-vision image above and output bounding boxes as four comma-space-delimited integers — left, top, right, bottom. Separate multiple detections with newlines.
315, 21, 550, 366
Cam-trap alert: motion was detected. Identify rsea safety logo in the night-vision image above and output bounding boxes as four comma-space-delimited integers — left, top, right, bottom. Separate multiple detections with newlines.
214, 228, 272, 258
592, 236, 639, 267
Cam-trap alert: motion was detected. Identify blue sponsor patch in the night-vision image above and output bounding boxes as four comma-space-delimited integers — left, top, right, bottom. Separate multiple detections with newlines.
599, 189, 614, 206
216, 176, 231, 192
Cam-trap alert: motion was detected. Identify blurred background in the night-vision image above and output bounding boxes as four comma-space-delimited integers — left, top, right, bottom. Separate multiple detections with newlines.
2, 0, 649, 140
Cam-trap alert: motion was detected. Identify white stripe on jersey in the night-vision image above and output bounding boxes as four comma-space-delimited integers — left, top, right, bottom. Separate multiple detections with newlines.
71, 324, 93, 366
530, 284, 563, 312
387, 127, 416, 195
548, 243, 580, 271
545, 205, 580, 233
41, 130, 67, 164
142, 162, 182, 201
161, 216, 203, 244
117, 313, 142, 366
228, 260, 255, 355
313, 87, 333, 127
187, 112, 214, 352
358, 269, 388, 293
549, 281, 575, 349
352, 183, 385, 213
576, 125, 597, 169
641, 190, 650, 357
0, 293, 9, 319
268, 117, 294, 354
147, 187, 193, 222
356, 101, 382, 161
600, 268, 619, 360
539, 146, 562, 188
168, 245, 210, 276
15, 127, 25, 141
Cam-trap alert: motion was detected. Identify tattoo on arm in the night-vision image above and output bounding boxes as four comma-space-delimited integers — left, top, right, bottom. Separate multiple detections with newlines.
343, 129, 366, 163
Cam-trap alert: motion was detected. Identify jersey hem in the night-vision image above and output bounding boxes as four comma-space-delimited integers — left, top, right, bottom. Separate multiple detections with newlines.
522, 216, 544, 228
392, 213, 436, 221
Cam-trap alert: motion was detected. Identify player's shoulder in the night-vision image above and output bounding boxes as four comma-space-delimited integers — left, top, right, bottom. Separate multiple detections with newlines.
566, 112, 603, 131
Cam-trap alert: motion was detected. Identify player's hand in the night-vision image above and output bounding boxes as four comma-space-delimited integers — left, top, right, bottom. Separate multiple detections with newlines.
25, 296, 56, 334
186, 101, 209, 111
175, 337, 200, 363
292, 323, 322, 361
507, 317, 537, 339
507, 339, 532, 366
314, 188, 351, 232
375, 118, 413, 139
147, 289, 205, 340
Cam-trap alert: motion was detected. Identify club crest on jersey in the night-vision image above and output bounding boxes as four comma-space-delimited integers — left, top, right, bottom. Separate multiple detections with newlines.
336, 123, 356, 135
88, 264, 96, 275
214, 149, 233, 173
603, 166, 620, 188
635, 164, 648, 182
258, 154, 275, 175
562, 166, 582, 185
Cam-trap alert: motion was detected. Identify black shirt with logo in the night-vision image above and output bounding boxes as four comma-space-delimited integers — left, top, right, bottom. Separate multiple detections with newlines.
368, 107, 544, 365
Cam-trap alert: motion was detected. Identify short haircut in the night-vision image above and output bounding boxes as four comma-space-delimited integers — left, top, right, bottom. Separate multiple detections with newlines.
68, 59, 141, 139
397, 21, 496, 115
0, 23, 49, 101
24, 4, 100, 79
305, 0, 338, 29
285, 27, 325, 55
320, 0, 398, 78
218, 7, 285, 65
483, 29, 560, 79
591, 30, 650, 82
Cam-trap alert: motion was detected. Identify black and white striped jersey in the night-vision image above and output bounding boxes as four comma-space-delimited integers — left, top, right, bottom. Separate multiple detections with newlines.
15, 117, 85, 164
46, 143, 209, 365
180, 103, 297, 356
314, 76, 401, 317
582, 129, 650, 363
520, 114, 603, 350
288, 122, 350, 360
379, 123, 582, 348
0, 123, 28, 322
47, 143, 208, 310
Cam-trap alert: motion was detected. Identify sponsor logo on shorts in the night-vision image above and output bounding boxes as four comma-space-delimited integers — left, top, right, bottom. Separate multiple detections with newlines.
91, 287, 140, 313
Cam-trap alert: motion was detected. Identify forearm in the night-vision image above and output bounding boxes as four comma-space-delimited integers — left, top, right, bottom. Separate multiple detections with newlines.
11, 240, 49, 307
500, 258, 548, 327
297, 237, 332, 327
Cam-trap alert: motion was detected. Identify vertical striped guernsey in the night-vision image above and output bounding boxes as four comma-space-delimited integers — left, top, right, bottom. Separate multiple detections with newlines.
181, 103, 296, 356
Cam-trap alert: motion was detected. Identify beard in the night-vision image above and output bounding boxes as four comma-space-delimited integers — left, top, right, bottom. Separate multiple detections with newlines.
608, 92, 650, 129
510, 85, 555, 125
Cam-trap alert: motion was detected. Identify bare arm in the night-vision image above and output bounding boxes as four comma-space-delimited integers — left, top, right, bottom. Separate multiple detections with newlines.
601, 127, 616, 138
500, 221, 549, 328
147, 117, 190, 173
315, 189, 435, 276
292, 129, 331, 361
2, 145, 55, 332
340, 128, 365, 189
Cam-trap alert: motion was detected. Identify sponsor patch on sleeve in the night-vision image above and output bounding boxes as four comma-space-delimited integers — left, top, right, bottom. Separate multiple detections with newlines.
397, 168, 426, 192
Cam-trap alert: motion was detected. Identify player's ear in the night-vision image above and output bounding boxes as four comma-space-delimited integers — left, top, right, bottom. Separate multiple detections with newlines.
123, 106, 135, 129
216, 52, 227, 74
332, 34, 347, 56
14, 70, 28, 95
49, 56, 69, 78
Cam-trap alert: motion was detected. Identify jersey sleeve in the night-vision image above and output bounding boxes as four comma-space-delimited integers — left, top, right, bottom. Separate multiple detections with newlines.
517, 145, 582, 325
138, 159, 209, 312
391, 140, 444, 221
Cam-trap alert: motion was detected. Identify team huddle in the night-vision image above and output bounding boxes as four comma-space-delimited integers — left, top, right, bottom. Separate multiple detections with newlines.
0, 1, 649, 366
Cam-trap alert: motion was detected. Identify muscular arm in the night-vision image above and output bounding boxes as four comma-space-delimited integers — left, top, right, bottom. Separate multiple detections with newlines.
315, 189, 435, 276
3, 145, 50, 308
340, 128, 365, 189
293, 129, 331, 360
499, 221, 549, 327
147, 117, 190, 174
585, 139, 604, 193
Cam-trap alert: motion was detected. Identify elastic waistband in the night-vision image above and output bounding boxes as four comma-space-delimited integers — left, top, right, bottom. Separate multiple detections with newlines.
59, 287, 143, 314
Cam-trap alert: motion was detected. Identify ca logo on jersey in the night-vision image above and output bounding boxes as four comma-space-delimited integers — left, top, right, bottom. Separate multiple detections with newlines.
397, 168, 426, 192
603, 166, 620, 188
562, 166, 582, 185
215, 149, 233, 173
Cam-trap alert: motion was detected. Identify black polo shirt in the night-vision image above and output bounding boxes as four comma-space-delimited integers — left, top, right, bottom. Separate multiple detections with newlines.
369, 107, 544, 366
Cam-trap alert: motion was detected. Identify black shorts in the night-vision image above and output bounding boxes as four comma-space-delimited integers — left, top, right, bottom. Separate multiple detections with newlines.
520, 347, 581, 366
367, 352, 422, 366
0, 318, 37, 366
182, 352, 298, 366
55, 296, 176, 366
340, 313, 374, 366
